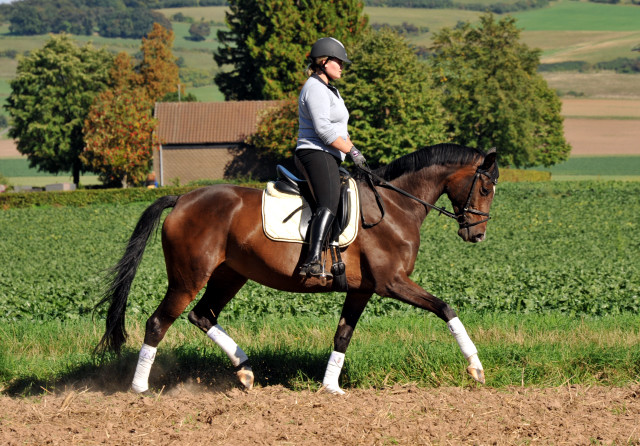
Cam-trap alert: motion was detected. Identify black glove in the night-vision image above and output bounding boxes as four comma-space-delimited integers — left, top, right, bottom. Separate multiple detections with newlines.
348, 146, 367, 169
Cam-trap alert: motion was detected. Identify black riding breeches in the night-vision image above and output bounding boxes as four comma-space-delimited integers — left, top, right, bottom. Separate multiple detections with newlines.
294, 149, 342, 216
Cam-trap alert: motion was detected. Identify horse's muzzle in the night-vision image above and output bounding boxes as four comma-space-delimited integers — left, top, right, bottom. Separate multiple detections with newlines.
458, 227, 486, 243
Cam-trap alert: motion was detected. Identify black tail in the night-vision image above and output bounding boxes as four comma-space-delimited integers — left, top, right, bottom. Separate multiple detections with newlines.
95, 195, 180, 355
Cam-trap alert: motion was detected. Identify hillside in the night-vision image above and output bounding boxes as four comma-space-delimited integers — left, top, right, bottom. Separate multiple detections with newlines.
1, 0, 639, 107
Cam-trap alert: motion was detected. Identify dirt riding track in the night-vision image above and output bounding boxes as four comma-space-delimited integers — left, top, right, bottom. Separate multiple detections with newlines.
1, 384, 639, 444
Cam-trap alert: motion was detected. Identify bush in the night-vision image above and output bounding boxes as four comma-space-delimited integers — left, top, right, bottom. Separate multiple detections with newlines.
0, 186, 199, 210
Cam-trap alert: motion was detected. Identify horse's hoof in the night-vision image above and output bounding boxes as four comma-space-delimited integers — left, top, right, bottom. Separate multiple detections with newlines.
467, 366, 485, 384
236, 366, 254, 390
130, 387, 155, 397
320, 384, 345, 395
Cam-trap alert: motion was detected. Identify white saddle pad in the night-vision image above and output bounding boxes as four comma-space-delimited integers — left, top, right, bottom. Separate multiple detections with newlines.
262, 178, 359, 247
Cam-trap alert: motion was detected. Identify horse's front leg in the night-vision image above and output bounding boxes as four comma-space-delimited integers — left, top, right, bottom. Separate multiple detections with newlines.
384, 274, 485, 384
322, 291, 372, 394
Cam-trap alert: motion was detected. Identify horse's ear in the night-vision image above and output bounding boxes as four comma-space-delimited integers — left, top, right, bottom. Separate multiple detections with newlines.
481, 148, 497, 171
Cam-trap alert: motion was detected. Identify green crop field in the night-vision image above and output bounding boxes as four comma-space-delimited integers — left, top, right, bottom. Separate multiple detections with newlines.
0, 180, 638, 393
1, 181, 638, 322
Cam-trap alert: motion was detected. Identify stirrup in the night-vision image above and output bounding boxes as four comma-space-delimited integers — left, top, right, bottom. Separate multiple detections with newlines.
299, 260, 333, 279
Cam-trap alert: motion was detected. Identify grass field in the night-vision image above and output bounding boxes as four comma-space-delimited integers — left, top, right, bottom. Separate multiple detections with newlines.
536, 155, 640, 180
1, 1, 640, 108
0, 180, 639, 393
2, 313, 639, 394
512, 1, 640, 31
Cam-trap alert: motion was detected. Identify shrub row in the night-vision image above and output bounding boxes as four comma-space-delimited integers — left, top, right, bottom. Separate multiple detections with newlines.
0, 172, 546, 209
0, 186, 201, 210
498, 168, 551, 182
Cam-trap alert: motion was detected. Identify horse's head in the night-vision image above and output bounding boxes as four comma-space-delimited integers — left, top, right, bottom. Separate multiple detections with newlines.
446, 148, 499, 243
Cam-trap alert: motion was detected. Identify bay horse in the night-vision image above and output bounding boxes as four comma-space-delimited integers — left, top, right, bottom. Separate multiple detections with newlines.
96, 143, 499, 394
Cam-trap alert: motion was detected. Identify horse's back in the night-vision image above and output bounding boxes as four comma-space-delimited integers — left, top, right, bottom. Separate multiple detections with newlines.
167, 184, 261, 224
161, 184, 262, 266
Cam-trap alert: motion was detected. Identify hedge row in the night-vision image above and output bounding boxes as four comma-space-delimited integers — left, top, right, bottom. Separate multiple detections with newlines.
0, 186, 188, 210
499, 168, 551, 183
0, 171, 546, 209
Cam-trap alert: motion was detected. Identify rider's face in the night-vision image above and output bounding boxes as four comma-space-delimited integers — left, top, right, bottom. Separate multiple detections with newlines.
324, 57, 343, 80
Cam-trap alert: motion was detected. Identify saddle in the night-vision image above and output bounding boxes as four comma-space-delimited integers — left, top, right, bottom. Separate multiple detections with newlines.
261, 165, 359, 291
272, 165, 354, 241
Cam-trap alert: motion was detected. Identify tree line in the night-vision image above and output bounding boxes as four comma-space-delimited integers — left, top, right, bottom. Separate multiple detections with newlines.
3, 0, 171, 38
539, 58, 640, 74
4, 0, 570, 188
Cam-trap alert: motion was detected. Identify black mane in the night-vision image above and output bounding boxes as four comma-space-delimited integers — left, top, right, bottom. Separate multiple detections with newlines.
364, 143, 487, 182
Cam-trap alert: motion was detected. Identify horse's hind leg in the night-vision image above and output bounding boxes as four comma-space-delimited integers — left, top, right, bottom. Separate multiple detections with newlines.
130, 285, 201, 393
322, 291, 372, 394
187, 264, 253, 389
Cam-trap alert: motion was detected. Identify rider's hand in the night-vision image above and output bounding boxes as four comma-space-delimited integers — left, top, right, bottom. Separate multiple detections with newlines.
348, 147, 367, 169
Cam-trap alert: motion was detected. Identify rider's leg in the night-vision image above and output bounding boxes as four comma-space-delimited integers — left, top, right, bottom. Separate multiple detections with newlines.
294, 149, 341, 277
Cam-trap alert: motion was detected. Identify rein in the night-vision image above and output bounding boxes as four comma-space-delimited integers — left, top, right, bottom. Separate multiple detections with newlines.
356, 164, 496, 229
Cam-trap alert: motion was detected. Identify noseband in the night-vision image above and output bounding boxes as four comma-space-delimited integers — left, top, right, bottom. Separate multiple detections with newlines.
358, 164, 497, 230
455, 167, 498, 229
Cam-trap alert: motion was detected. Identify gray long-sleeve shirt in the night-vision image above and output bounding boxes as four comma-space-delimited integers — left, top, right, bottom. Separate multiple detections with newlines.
296, 74, 349, 161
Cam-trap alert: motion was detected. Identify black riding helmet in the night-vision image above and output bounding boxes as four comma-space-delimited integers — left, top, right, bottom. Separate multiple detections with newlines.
309, 37, 351, 64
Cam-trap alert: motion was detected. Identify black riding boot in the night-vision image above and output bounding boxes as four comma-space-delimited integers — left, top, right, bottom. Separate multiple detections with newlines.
299, 207, 335, 278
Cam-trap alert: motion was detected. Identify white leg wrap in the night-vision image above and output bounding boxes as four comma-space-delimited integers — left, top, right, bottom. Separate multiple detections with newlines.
322, 351, 345, 395
447, 317, 480, 365
207, 324, 249, 367
131, 344, 156, 393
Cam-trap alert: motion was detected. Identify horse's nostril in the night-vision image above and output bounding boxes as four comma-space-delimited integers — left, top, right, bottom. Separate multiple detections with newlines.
473, 233, 485, 243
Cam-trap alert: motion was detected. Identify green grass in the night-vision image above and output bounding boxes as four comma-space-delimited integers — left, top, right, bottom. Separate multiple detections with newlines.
2, 313, 639, 395
0, 158, 57, 177
512, 0, 640, 31
0, 158, 100, 186
540, 156, 640, 180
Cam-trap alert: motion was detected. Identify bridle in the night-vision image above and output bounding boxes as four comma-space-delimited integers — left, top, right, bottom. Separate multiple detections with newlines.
358, 164, 498, 230
455, 167, 498, 229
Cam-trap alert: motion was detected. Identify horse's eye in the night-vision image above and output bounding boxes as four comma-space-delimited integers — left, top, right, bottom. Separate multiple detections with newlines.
480, 186, 489, 196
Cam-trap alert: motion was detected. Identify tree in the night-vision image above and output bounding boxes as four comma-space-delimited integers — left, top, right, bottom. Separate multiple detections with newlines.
188, 20, 211, 41
247, 29, 448, 168
245, 99, 298, 161
341, 28, 448, 166
82, 23, 183, 188
5, 34, 113, 185
429, 14, 570, 167
214, 0, 368, 100
81, 88, 157, 188
139, 23, 182, 102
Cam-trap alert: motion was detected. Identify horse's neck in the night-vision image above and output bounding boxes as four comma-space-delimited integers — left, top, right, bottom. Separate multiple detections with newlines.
384, 165, 449, 220
392, 165, 448, 205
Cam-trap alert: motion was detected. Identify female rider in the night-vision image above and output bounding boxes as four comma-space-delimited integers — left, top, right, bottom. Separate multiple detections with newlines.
295, 37, 367, 278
